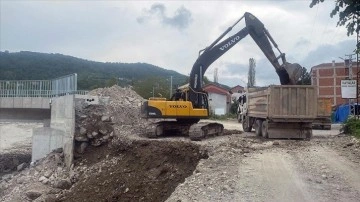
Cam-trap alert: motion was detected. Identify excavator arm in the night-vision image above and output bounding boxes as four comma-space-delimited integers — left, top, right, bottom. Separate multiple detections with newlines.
189, 12, 302, 108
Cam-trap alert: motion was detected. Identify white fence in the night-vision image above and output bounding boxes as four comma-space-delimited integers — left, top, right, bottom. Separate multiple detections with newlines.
0, 74, 84, 97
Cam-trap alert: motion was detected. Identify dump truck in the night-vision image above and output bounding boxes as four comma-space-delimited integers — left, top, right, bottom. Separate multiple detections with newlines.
239, 85, 317, 139
312, 97, 332, 130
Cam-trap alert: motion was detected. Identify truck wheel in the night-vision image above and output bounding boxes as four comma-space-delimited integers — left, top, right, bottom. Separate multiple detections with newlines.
255, 120, 262, 136
261, 121, 268, 138
242, 117, 252, 132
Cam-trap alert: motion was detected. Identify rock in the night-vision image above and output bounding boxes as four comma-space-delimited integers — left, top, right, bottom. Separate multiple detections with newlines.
53, 148, 63, 153
92, 131, 99, 138
39, 176, 49, 184
17, 163, 27, 171
16, 176, 25, 184
101, 115, 111, 122
103, 134, 110, 141
75, 135, 88, 142
44, 170, 53, 178
79, 142, 88, 154
91, 139, 102, 147
99, 128, 108, 135
53, 179, 72, 190
87, 132, 93, 139
321, 174, 327, 180
2, 174, 13, 181
273, 141, 280, 145
80, 127, 87, 135
347, 142, 355, 147
109, 131, 114, 137
26, 190, 42, 200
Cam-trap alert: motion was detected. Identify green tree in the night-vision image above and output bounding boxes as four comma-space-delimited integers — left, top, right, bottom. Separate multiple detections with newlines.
310, 0, 360, 53
296, 67, 312, 85
106, 77, 118, 87
229, 98, 238, 114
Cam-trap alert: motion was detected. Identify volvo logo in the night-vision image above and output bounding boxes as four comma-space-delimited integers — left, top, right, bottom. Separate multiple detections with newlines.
219, 35, 241, 51
169, 105, 187, 108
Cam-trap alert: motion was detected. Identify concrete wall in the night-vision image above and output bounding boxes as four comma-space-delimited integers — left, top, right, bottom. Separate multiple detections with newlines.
31, 95, 75, 167
208, 93, 228, 115
50, 95, 75, 167
0, 97, 50, 109
31, 127, 64, 162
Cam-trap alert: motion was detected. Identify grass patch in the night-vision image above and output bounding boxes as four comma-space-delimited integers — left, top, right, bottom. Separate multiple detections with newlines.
209, 113, 237, 120
341, 116, 360, 138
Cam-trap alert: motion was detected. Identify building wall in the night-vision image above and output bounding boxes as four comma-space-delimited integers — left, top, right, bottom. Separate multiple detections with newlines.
311, 62, 359, 106
208, 92, 227, 115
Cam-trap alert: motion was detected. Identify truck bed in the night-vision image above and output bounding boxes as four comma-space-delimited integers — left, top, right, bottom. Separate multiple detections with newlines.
247, 85, 317, 122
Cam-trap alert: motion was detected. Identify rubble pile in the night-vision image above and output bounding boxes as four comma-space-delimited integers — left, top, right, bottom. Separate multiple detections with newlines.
0, 149, 76, 201
74, 104, 115, 153
74, 85, 146, 154
88, 85, 145, 125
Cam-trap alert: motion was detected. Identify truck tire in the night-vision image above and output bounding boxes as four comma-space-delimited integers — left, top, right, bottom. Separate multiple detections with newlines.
242, 117, 252, 132
261, 120, 268, 138
255, 120, 262, 136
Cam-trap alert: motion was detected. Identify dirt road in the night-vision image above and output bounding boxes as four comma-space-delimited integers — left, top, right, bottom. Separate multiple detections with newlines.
167, 120, 360, 202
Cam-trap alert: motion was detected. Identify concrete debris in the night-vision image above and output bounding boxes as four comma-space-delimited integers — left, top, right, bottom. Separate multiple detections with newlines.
26, 190, 42, 200
17, 162, 26, 171
53, 179, 72, 190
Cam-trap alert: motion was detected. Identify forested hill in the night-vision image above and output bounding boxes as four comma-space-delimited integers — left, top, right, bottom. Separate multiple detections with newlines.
0, 51, 188, 91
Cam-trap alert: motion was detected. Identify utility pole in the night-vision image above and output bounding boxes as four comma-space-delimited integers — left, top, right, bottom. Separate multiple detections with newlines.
357, 29, 359, 118
170, 76, 173, 98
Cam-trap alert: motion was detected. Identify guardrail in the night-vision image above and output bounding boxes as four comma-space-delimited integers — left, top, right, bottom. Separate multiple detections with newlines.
0, 74, 81, 97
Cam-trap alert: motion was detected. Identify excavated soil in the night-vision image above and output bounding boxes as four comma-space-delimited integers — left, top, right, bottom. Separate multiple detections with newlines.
59, 139, 207, 202
0, 152, 31, 175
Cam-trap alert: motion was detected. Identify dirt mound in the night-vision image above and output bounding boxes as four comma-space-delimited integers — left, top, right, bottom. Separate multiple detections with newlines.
88, 85, 145, 126
59, 139, 207, 202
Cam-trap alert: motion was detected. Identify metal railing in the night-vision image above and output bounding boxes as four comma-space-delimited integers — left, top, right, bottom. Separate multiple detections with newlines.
0, 74, 79, 97
51, 73, 77, 97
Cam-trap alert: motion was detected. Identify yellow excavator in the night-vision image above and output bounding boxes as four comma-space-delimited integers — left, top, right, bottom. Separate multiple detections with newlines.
141, 12, 302, 140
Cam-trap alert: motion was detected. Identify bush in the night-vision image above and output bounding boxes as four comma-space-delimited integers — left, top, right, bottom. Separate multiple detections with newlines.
341, 116, 360, 138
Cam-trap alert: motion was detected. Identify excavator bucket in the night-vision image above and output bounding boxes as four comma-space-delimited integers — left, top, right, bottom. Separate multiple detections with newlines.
283, 62, 302, 84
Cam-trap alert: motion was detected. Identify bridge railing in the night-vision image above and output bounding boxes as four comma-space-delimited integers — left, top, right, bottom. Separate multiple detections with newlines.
0, 74, 79, 98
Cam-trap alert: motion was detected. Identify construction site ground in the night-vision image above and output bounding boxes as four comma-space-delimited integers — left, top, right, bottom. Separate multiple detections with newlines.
1, 121, 359, 202
1, 86, 360, 202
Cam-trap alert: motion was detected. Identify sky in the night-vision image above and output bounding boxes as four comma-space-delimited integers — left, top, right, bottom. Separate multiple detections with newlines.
0, 0, 357, 87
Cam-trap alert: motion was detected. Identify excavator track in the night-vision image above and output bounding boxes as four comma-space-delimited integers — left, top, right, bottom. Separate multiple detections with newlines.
188, 122, 224, 141
145, 121, 224, 141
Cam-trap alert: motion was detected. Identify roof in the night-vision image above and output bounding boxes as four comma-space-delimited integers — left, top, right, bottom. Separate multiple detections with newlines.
203, 83, 230, 95
230, 85, 245, 93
